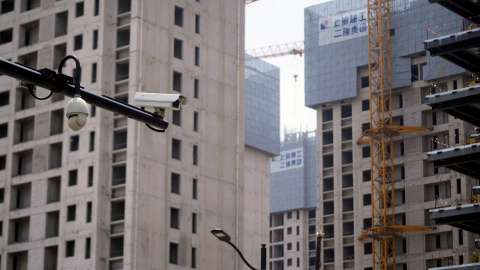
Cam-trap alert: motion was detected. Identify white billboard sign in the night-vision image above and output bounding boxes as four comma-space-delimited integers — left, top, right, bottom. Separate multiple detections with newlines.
271, 147, 304, 173
319, 8, 368, 46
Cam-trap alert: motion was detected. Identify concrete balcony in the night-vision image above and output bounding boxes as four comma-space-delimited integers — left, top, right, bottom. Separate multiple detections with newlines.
428, 143, 480, 179
429, 263, 480, 270
424, 27, 480, 75
425, 84, 480, 127
428, 0, 480, 24
429, 203, 480, 234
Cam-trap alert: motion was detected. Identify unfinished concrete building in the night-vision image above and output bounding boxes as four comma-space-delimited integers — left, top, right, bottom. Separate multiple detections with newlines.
424, 0, 480, 269
269, 130, 317, 269
0, 0, 278, 269
303, 0, 480, 269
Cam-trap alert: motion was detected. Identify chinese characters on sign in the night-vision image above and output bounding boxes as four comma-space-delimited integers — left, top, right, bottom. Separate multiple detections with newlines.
318, 8, 368, 46
271, 147, 303, 173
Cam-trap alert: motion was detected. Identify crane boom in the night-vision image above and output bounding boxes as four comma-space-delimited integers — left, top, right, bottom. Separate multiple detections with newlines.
245, 41, 304, 59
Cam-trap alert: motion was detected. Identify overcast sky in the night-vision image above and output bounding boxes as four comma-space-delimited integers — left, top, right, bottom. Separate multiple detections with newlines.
245, 0, 332, 139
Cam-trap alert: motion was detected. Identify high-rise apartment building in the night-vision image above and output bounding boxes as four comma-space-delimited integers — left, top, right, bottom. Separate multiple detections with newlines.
0, 0, 278, 269
303, 0, 479, 269
269, 131, 317, 270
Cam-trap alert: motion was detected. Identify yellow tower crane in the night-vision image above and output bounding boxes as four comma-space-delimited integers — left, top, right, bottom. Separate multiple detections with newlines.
245, 1, 435, 269
357, 1, 434, 270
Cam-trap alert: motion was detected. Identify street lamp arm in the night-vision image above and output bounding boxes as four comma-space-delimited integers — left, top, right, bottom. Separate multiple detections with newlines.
0, 58, 168, 131
224, 240, 259, 270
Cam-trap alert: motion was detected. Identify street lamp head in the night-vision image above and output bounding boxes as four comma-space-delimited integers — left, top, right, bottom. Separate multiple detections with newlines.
211, 228, 265, 270
211, 228, 231, 242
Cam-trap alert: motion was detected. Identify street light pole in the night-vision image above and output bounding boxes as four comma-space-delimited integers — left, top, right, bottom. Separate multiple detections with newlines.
260, 244, 266, 270
211, 228, 266, 270
315, 230, 325, 270
0, 57, 169, 131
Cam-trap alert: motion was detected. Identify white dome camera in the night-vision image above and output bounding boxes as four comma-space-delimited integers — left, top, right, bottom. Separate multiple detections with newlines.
66, 95, 89, 131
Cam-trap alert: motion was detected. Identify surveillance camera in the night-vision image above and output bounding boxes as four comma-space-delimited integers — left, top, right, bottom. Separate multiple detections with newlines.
66, 95, 89, 131
134, 92, 188, 110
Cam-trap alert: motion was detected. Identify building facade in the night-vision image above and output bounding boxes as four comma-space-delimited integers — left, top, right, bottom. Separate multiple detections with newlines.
269, 131, 317, 270
305, 0, 479, 269
0, 0, 276, 269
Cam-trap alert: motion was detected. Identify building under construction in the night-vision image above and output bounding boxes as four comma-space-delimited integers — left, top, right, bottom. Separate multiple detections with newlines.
0, 0, 279, 269
301, 0, 480, 269
269, 130, 317, 269
425, 0, 480, 269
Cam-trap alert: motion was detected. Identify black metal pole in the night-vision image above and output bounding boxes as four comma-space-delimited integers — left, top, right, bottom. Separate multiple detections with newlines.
57, 55, 82, 96
260, 244, 266, 270
0, 58, 168, 130
315, 231, 324, 270
225, 241, 258, 270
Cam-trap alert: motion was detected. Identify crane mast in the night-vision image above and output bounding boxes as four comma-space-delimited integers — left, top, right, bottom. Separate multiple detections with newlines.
358, 0, 435, 266
368, 0, 395, 269
245, 1, 435, 269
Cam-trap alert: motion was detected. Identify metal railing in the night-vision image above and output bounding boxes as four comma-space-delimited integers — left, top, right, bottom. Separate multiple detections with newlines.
112, 177, 126, 186
461, 80, 480, 88
470, 254, 480, 263
460, 24, 480, 32
461, 135, 480, 146
468, 194, 480, 204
